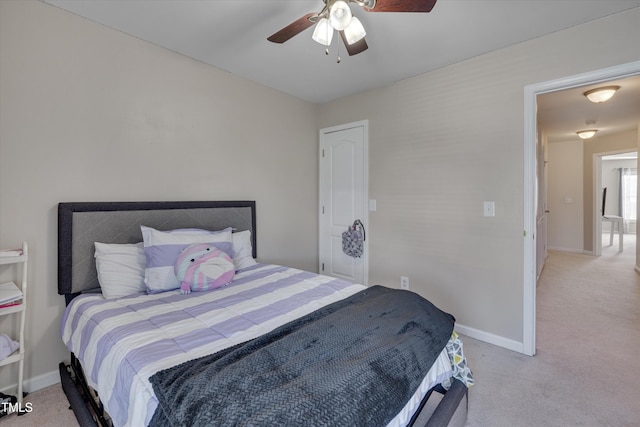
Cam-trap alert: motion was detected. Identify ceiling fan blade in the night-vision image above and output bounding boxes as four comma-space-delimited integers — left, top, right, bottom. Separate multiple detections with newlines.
339, 31, 369, 56
365, 0, 437, 12
267, 13, 316, 43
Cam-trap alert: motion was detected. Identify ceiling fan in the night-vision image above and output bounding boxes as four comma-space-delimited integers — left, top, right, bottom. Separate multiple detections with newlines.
267, 0, 438, 57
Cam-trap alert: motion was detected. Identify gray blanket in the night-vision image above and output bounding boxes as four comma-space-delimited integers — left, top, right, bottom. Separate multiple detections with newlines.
149, 285, 455, 427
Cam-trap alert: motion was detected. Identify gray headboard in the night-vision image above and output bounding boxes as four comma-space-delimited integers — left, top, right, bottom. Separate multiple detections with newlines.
58, 201, 256, 297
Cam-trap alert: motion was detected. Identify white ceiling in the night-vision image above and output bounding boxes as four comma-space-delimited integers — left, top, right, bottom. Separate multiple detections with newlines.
43, 0, 640, 139
538, 75, 640, 142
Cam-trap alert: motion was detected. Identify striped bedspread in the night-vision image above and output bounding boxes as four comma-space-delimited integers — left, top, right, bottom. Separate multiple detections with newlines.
60, 264, 459, 427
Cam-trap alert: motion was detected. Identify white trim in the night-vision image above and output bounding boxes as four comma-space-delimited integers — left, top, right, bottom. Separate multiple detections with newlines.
455, 323, 523, 354
318, 119, 370, 285
594, 148, 639, 256
0, 369, 60, 394
523, 60, 640, 357
594, 154, 603, 256
523, 84, 537, 356
546, 246, 587, 254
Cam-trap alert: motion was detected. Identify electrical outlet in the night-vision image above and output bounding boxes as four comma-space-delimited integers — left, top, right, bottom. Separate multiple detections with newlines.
400, 276, 409, 290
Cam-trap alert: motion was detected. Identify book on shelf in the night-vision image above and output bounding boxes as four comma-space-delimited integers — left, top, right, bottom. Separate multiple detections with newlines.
0, 300, 21, 309
0, 249, 23, 257
0, 282, 22, 306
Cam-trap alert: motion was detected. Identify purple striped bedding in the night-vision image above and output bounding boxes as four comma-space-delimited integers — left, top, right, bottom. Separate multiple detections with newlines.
60, 264, 456, 427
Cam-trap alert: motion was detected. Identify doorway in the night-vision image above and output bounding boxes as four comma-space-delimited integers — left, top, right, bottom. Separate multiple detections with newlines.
597, 151, 638, 257
524, 60, 640, 356
318, 120, 369, 285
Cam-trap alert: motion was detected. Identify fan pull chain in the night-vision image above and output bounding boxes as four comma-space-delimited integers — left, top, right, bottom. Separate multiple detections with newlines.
324, 23, 331, 57
318, 27, 340, 63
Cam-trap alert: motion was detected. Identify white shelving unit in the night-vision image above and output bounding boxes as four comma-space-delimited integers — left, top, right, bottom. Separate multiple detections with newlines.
0, 241, 28, 407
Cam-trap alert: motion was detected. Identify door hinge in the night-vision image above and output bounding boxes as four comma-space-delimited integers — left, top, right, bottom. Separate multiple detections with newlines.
321, 263, 325, 271
322, 149, 325, 158
322, 206, 325, 214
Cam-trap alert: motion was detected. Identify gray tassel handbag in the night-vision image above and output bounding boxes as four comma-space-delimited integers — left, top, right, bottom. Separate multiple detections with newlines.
342, 219, 365, 258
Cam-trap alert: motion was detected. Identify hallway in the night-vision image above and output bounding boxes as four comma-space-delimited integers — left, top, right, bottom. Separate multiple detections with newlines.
463, 234, 640, 426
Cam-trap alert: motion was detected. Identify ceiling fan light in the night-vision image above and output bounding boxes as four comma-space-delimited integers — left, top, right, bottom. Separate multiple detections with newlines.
330, 0, 353, 31
583, 86, 620, 103
344, 17, 366, 44
312, 18, 333, 46
577, 130, 598, 139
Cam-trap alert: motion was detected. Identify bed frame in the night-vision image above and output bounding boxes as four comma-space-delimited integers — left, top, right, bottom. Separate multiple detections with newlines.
56, 201, 467, 427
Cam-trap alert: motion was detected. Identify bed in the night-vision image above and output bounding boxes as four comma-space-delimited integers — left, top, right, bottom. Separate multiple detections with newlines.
57, 201, 472, 427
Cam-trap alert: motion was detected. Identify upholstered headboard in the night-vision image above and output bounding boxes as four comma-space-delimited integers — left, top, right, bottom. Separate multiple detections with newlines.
58, 201, 256, 297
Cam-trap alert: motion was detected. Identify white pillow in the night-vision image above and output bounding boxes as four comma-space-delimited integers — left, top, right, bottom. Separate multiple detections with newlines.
94, 242, 146, 299
232, 230, 257, 270
141, 225, 233, 294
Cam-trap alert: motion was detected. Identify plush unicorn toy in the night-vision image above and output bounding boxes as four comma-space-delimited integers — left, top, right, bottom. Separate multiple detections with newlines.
174, 243, 235, 294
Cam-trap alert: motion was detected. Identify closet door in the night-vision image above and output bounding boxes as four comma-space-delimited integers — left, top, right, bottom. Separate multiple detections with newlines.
319, 121, 368, 285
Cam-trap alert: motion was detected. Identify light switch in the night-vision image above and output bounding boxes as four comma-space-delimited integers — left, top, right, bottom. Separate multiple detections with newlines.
369, 199, 377, 211
483, 201, 495, 217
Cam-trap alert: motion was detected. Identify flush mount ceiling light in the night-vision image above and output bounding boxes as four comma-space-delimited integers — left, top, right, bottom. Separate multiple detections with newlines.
583, 86, 620, 103
577, 130, 598, 139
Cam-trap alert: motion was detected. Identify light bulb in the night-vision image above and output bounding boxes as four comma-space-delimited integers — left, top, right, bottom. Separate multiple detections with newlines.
330, 0, 352, 31
344, 17, 366, 45
312, 18, 333, 46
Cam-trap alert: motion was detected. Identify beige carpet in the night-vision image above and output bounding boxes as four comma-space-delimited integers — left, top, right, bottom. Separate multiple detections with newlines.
3, 235, 639, 426
0, 382, 78, 426
464, 234, 640, 426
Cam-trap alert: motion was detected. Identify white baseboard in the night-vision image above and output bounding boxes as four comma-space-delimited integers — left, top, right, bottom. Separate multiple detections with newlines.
547, 246, 586, 254
25, 370, 60, 392
1, 370, 60, 395
455, 323, 525, 354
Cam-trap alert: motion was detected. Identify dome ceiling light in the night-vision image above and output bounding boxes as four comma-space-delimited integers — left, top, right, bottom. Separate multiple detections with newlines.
577, 130, 598, 139
583, 86, 620, 103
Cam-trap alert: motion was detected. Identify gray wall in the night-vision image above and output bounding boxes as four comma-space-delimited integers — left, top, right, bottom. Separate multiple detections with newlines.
317, 8, 640, 347
547, 140, 584, 252
545, 131, 637, 253
0, 0, 318, 390
1, 0, 639, 391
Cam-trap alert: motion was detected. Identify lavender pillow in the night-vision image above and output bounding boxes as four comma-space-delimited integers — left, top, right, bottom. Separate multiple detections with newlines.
141, 225, 233, 294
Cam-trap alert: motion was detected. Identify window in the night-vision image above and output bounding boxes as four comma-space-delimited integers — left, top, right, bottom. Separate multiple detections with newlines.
621, 168, 636, 222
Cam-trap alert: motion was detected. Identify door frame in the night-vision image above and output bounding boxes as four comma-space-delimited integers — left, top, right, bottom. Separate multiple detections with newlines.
318, 119, 369, 284
523, 60, 640, 356
594, 154, 604, 256
595, 149, 639, 256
